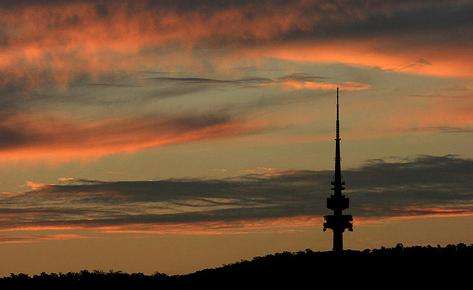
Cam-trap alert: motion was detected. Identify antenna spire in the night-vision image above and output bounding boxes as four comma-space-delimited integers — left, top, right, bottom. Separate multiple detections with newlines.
336, 86, 340, 142
336, 86, 339, 122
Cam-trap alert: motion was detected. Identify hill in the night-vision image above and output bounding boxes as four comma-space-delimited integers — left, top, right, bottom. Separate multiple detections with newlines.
1, 243, 471, 289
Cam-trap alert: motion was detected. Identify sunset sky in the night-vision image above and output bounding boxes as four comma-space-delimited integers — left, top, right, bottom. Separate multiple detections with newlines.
0, 0, 472, 275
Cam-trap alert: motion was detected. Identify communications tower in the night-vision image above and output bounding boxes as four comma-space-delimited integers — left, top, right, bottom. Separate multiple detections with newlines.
323, 87, 353, 252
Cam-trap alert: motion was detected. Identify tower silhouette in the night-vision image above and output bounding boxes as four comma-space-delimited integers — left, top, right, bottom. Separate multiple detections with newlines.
323, 87, 353, 252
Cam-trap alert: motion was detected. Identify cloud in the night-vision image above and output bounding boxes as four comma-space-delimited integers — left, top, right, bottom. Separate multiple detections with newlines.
0, 112, 266, 160
26, 181, 47, 191
0, 155, 471, 241
281, 80, 370, 91
407, 126, 473, 134
146, 74, 370, 91
0, 0, 471, 92
147, 76, 272, 85
0, 233, 83, 244
0, 69, 370, 162
0, 1, 470, 164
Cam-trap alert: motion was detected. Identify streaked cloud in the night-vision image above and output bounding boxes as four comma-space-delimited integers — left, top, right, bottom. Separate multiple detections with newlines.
146, 74, 369, 91
1, 155, 471, 242
0, 112, 266, 160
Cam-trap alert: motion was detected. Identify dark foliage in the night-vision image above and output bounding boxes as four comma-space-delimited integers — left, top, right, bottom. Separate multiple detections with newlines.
1, 243, 471, 289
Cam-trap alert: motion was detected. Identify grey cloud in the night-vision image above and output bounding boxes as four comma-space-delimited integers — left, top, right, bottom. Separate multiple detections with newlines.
71, 73, 332, 108
145, 75, 309, 86
1, 155, 472, 229
12, 1, 470, 41
407, 126, 473, 134
0, 71, 329, 113
314, 1, 472, 40
277, 73, 327, 82
136, 1, 473, 47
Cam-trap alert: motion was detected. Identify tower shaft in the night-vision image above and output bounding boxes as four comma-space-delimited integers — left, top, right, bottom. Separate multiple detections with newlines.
323, 88, 353, 253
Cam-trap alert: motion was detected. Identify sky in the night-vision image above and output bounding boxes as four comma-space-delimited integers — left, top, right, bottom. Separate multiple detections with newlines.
0, 0, 472, 275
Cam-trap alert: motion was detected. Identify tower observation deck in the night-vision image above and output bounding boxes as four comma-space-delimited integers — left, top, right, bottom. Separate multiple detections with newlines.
323, 87, 353, 252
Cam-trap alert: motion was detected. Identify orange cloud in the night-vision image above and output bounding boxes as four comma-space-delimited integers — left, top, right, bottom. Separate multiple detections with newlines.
0, 232, 84, 244
0, 1, 314, 87
0, 113, 267, 161
26, 181, 47, 191
249, 40, 473, 78
281, 80, 371, 91
0, 0, 471, 90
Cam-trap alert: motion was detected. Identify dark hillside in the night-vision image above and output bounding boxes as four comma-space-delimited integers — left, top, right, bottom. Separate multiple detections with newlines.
1, 243, 471, 289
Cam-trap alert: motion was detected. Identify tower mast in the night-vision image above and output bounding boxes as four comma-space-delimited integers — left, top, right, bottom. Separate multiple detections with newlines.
323, 87, 353, 252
